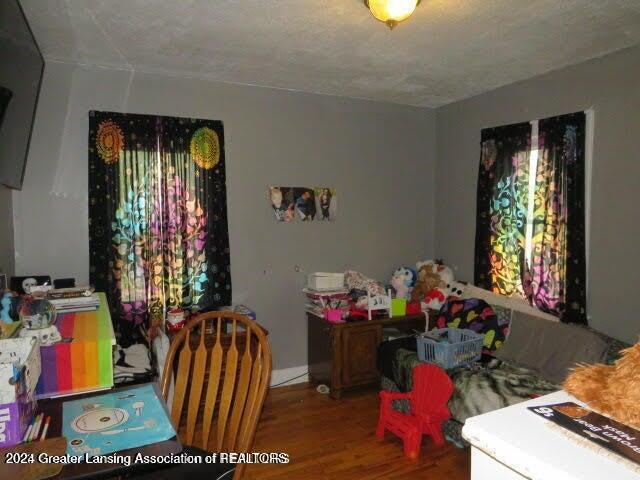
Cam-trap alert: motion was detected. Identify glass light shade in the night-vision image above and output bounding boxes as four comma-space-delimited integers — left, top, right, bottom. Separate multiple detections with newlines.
367, 0, 419, 29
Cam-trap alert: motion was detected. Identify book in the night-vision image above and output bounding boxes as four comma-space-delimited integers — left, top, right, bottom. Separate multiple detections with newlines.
529, 401, 640, 467
49, 293, 100, 313
47, 286, 95, 300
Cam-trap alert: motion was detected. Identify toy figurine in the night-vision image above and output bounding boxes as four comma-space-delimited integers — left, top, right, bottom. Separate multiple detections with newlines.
1, 292, 14, 324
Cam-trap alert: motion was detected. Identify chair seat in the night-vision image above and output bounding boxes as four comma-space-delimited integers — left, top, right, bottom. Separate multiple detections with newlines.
387, 409, 450, 426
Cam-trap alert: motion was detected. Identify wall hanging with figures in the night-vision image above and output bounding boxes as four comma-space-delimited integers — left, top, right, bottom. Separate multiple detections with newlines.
269, 186, 337, 222
88, 111, 231, 337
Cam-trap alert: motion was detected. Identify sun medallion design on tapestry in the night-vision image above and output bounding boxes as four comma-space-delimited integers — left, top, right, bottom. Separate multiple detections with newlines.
190, 127, 220, 169
96, 120, 124, 164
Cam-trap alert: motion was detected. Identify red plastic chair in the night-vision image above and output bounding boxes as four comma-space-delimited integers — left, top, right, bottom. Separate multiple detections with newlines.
376, 363, 453, 459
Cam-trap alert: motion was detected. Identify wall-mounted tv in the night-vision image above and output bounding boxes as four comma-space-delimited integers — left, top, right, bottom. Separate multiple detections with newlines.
0, 0, 44, 190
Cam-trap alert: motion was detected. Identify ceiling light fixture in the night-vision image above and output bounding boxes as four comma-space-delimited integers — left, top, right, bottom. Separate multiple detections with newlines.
365, 0, 421, 30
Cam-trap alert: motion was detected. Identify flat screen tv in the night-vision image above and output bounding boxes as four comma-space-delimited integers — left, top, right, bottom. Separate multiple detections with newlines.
0, 0, 44, 190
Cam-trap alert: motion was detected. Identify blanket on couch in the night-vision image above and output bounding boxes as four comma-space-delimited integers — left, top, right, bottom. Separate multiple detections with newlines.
384, 350, 558, 422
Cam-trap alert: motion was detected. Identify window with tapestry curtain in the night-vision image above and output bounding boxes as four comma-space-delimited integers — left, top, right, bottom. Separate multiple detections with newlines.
88, 111, 232, 338
474, 112, 587, 324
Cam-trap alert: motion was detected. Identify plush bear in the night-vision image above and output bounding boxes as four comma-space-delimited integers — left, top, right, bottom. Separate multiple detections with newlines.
390, 267, 416, 300
411, 265, 441, 303
411, 260, 454, 303
564, 342, 640, 430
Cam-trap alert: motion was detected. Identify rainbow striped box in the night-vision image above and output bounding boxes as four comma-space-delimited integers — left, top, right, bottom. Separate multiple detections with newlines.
35, 293, 115, 399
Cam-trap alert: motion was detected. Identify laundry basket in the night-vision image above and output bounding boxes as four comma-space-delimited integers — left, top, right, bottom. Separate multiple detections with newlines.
416, 328, 483, 369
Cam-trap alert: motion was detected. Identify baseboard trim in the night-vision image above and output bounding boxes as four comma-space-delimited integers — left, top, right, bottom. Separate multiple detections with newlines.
270, 365, 309, 387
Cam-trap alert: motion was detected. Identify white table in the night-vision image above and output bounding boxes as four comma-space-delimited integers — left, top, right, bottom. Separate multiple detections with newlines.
462, 390, 638, 480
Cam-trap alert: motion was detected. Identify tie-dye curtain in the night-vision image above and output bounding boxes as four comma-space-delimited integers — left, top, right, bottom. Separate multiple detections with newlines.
530, 112, 586, 324
474, 114, 587, 325
474, 122, 531, 297
89, 111, 231, 336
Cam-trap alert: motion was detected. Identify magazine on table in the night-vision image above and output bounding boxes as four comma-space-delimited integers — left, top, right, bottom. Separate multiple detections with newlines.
529, 401, 640, 466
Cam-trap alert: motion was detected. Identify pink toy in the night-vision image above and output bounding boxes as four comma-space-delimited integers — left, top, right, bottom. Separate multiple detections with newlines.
325, 308, 344, 323
376, 363, 453, 459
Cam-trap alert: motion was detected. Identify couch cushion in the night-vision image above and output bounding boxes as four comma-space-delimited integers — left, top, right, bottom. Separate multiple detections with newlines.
494, 312, 609, 384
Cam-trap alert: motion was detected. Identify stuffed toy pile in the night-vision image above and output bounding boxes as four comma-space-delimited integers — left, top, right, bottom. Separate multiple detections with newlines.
344, 260, 466, 315
410, 260, 464, 310
563, 342, 640, 430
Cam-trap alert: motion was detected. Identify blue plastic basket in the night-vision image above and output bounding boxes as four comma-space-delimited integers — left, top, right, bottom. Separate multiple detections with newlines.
416, 328, 483, 369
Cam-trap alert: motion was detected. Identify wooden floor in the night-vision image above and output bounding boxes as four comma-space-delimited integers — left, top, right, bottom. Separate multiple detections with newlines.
244, 383, 470, 480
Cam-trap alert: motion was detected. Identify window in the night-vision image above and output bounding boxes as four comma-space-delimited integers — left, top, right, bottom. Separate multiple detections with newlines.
474, 111, 589, 324
88, 111, 232, 333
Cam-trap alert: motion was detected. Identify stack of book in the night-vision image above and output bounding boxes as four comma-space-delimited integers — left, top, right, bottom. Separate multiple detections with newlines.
47, 288, 101, 313
303, 287, 350, 317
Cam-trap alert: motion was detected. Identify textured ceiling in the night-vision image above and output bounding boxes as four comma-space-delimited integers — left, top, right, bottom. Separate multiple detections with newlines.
20, 0, 640, 107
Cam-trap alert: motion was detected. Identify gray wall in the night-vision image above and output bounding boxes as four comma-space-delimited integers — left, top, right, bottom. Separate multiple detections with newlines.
435, 45, 640, 344
14, 61, 436, 369
0, 185, 14, 275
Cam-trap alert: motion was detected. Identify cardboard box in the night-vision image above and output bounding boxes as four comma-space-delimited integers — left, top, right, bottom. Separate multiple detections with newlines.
0, 337, 41, 447
307, 273, 345, 291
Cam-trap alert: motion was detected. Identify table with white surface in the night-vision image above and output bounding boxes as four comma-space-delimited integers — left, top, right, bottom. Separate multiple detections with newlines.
462, 390, 638, 480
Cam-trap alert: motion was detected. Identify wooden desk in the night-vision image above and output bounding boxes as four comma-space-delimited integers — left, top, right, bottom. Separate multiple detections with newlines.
307, 313, 432, 399
39, 383, 181, 480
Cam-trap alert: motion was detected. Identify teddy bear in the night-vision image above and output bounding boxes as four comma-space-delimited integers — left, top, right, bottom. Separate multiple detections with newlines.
410, 260, 454, 303
563, 342, 640, 430
390, 267, 416, 300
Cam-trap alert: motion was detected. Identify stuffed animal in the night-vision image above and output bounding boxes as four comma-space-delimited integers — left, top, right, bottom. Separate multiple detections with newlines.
564, 342, 640, 430
390, 267, 416, 300
445, 281, 465, 299
422, 288, 447, 311
411, 260, 454, 303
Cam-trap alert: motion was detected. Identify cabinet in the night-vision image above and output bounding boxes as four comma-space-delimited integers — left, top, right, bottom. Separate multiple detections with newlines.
307, 312, 431, 399
341, 325, 381, 386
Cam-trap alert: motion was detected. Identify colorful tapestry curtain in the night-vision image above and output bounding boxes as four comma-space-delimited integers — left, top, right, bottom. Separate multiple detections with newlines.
474, 122, 531, 297
530, 112, 586, 324
89, 111, 231, 334
474, 113, 587, 324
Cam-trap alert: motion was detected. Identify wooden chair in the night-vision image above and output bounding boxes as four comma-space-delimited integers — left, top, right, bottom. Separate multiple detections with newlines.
161, 312, 272, 479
